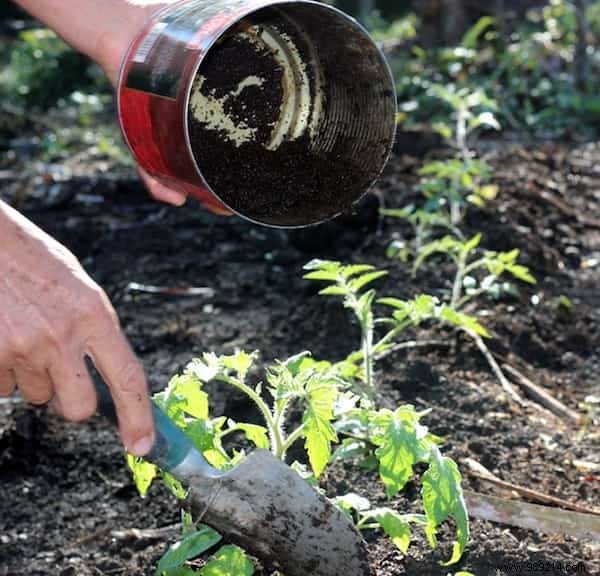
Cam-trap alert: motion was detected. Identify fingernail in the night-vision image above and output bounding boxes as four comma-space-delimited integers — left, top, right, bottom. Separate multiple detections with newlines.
130, 434, 154, 457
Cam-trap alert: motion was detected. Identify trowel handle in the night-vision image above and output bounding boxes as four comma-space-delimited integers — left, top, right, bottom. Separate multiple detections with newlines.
89, 359, 195, 473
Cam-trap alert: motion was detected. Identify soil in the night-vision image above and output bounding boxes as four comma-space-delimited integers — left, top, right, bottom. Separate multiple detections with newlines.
1, 140, 599, 575
188, 18, 378, 228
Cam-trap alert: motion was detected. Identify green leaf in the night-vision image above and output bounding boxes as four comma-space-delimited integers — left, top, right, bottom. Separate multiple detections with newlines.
334, 493, 372, 515
185, 419, 230, 469
283, 351, 314, 376
318, 285, 348, 296
126, 455, 157, 498
461, 234, 482, 257
439, 306, 490, 338
168, 373, 209, 420
341, 264, 376, 278
348, 271, 388, 292
421, 448, 469, 566
506, 264, 537, 284
221, 351, 256, 378
162, 472, 186, 500
303, 378, 338, 477
462, 16, 495, 49
156, 526, 222, 575
200, 545, 254, 576
304, 270, 340, 281
234, 422, 270, 449
303, 259, 339, 272
373, 407, 431, 498
367, 508, 412, 554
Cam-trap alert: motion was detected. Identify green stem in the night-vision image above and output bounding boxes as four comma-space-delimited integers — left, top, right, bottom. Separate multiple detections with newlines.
451, 253, 467, 309
361, 320, 375, 403
280, 424, 306, 456
217, 375, 284, 457
462, 258, 487, 277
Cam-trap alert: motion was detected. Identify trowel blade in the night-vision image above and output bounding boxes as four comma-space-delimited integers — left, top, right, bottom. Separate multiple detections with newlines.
187, 450, 371, 576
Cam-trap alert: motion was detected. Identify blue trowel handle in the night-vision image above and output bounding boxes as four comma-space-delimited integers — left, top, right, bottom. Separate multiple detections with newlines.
89, 359, 195, 473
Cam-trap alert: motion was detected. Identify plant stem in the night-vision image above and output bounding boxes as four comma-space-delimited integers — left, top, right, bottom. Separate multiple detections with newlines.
361, 321, 375, 404
451, 253, 467, 309
280, 424, 306, 455
464, 328, 525, 405
217, 375, 285, 457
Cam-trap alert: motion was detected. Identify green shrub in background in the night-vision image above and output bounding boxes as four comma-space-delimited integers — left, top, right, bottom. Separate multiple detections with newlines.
0, 28, 109, 110
373, 0, 600, 138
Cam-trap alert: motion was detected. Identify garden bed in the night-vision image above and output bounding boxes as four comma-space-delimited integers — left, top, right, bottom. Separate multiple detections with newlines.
0, 140, 599, 575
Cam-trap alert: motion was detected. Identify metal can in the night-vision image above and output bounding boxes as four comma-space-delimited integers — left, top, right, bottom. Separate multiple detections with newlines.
117, 0, 396, 227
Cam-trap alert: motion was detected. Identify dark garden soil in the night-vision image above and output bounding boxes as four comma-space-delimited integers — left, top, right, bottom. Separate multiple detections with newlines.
1, 140, 599, 575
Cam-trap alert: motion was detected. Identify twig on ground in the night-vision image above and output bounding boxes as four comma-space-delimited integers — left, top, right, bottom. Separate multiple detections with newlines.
70, 524, 180, 547
374, 339, 450, 361
502, 364, 584, 425
126, 283, 215, 298
464, 490, 600, 540
464, 458, 600, 516
466, 329, 526, 406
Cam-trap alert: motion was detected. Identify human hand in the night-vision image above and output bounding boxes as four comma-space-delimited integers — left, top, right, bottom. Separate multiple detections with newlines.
14, 0, 187, 207
0, 201, 155, 456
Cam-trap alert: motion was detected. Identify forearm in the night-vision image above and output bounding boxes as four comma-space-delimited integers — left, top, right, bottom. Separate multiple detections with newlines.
12, 0, 168, 84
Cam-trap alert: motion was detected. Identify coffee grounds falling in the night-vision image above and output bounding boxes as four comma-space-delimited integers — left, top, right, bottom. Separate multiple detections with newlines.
187, 24, 369, 227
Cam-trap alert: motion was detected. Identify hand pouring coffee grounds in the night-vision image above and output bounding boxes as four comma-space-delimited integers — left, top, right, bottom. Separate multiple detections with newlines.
91, 365, 372, 576
118, 0, 396, 227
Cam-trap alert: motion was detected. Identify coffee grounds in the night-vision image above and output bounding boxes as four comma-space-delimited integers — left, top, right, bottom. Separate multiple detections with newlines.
187, 20, 370, 227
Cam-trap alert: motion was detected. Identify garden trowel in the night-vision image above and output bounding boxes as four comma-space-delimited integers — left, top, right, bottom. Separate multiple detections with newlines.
93, 370, 371, 576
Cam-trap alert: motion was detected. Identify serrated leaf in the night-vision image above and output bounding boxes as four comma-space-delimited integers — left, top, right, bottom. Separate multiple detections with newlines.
374, 408, 431, 498
162, 472, 186, 500
303, 379, 338, 477
170, 373, 209, 420
349, 271, 388, 292
234, 423, 270, 449
126, 455, 157, 498
221, 351, 256, 378
156, 526, 221, 575
421, 448, 469, 566
200, 545, 254, 576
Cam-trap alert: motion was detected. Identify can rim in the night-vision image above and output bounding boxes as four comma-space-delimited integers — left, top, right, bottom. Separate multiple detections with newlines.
119, 0, 398, 229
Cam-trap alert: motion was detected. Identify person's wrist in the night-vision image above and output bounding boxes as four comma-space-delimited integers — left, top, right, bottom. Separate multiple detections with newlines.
94, 1, 168, 86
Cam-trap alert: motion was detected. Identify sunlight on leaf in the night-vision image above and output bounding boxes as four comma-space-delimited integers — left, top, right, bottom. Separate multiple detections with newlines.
200, 545, 254, 576
126, 455, 157, 498
156, 526, 221, 575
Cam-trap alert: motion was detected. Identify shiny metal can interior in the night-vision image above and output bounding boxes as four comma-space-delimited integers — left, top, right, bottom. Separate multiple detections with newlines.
118, 0, 397, 227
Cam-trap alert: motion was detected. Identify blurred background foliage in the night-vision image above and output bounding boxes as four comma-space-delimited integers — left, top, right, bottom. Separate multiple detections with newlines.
1, 0, 599, 168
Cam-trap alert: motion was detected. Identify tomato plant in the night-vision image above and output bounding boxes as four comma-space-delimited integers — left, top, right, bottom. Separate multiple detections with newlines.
127, 263, 471, 574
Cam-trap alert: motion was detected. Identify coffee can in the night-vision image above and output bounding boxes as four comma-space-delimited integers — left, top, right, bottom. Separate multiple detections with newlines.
117, 0, 396, 227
